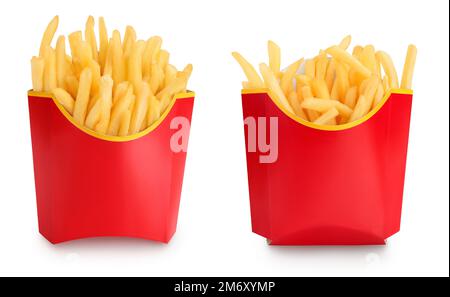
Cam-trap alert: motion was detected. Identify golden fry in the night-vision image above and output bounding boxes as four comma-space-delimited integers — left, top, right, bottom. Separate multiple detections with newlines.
103, 38, 113, 76
73, 68, 93, 125
296, 74, 312, 87
314, 108, 339, 125
88, 59, 101, 95
85, 99, 102, 130
39, 16, 59, 57
85, 16, 98, 62
108, 86, 135, 135
128, 41, 145, 90
343, 86, 358, 109
123, 26, 136, 56
301, 98, 353, 118
118, 109, 132, 136
156, 76, 186, 101
98, 17, 109, 72
362, 76, 380, 103
53, 88, 75, 114
325, 59, 335, 90
301, 86, 320, 121
68, 31, 82, 61
349, 94, 371, 122
31, 57, 45, 92
401, 45, 417, 89
55, 36, 66, 88
232, 52, 264, 88
280, 59, 303, 95
113, 81, 130, 105
315, 52, 328, 80
130, 82, 150, 134
376, 51, 399, 89
372, 83, 385, 109
158, 50, 170, 71
288, 91, 307, 120
335, 61, 349, 100
65, 75, 79, 98
268, 40, 281, 74
143, 36, 162, 77
259, 63, 294, 113
94, 75, 114, 134
43, 47, 57, 92
326, 46, 371, 78
111, 30, 124, 84
147, 95, 161, 126
361, 45, 378, 75
311, 79, 330, 99
352, 45, 363, 58
304, 59, 315, 78
150, 63, 164, 94
165, 64, 178, 86
78, 41, 93, 69
338, 35, 352, 50
180, 64, 193, 81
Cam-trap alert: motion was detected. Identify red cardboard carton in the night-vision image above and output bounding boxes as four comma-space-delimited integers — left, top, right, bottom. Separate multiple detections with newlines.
242, 89, 413, 245
28, 91, 195, 244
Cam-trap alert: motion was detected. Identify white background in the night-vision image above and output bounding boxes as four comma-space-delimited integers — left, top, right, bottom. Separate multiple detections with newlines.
0, 0, 448, 277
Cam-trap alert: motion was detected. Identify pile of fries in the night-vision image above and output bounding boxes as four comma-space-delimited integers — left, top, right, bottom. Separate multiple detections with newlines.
233, 36, 416, 125
31, 16, 192, 136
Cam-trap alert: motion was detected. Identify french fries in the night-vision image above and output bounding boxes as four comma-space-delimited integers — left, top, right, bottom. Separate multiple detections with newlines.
31, 16, 193, 136
401, 45, 417, 89
259, 63, 294, 113
73, 68, 93, 125
268, 40, 281, 75
39, 16, 59, 57
52, 88, 75, 114
31, 57, 45, 91
233, 37, 417, 126
231, 52, 264, 88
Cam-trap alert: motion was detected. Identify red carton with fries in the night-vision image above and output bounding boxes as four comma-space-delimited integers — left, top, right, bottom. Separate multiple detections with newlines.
29, 16, 195, 244
242, 89, 413, 245
234, 36, 416, 245
28, 91, 194, 244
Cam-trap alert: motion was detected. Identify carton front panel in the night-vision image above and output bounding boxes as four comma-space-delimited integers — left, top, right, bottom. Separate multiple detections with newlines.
242, 92, 412, 244
28, 95, 194, 243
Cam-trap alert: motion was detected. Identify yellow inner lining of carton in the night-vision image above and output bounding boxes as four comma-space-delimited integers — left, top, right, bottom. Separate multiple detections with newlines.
242, 88, 412, 131
28, 90, 195, 142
